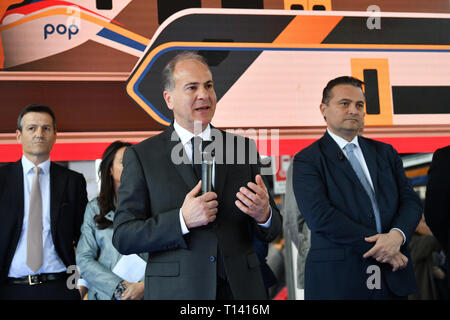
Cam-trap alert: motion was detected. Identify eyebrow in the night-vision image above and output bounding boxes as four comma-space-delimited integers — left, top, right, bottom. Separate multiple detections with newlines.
337, 98, 365, 103
183, 80, 213, 87
184, 82, 199, 88
25, 123, 52, 128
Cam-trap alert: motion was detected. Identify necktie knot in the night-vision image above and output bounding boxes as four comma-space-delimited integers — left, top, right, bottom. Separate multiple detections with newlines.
344, 143, 356, 154
33, 166, 41, 175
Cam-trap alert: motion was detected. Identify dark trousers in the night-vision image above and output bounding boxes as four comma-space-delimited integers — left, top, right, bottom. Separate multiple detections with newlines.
216, 278, 234, 300
369, 273, 408, 300
0, 279, 80, 300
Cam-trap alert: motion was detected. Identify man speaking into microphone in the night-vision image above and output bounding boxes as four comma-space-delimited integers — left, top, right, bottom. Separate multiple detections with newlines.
112, 51, 282, 300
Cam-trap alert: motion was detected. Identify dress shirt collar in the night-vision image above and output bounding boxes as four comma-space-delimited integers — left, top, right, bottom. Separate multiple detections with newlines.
327, 128, 360, 151
21, 155, 50, 175
173, 120, 212, 146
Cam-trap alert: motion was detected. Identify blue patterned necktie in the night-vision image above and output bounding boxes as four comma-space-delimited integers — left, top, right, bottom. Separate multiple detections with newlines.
344, 143, 382, 233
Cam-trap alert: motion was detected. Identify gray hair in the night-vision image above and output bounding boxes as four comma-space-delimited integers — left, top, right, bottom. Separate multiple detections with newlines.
162, 51, 209, 91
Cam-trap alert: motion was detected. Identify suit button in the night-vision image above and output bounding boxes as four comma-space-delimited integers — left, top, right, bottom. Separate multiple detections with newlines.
209, 256, 216, 262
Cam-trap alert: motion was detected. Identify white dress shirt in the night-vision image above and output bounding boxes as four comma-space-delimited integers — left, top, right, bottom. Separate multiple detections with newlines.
173, 121, 272, 234
327, 129, 406, 243
8, 156, 66, 277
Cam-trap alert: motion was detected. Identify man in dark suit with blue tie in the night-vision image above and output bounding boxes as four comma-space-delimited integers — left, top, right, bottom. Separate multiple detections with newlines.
292, 76, 422, 299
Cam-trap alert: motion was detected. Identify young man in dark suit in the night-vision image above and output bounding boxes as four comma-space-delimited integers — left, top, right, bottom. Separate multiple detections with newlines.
292, 76, 422, 299
113, 51, 282, 300
0, 104, 87, 300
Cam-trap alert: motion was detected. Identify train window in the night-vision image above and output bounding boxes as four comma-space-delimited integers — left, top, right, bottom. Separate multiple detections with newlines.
157, 0, 201, 24
284, 1, 307, 10
363, 69, 381, 115
312, 5, 326, 10
221, 0, 264, 9
96, 0, 112, 10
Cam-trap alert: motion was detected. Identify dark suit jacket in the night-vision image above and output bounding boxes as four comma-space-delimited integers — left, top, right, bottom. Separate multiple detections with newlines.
424, 145, 450, 288
292, 132, 422, 299
0, 160, 87, 283
113, 125, 282, 300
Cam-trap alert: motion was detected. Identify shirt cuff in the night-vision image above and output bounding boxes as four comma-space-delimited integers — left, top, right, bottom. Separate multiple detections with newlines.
180, 209, 190, 235
391, 228, 406, 245
257, 207, 273, 228
77, 278, 90, 289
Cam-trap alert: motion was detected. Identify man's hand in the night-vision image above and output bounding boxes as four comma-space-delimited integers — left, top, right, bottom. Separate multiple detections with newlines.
235, 175, 270, 224
388, 252, 409, 272
182, 181, 218, 229
78, 285, 88, 299
363, 230, 407, 271
121, 281, 144, 300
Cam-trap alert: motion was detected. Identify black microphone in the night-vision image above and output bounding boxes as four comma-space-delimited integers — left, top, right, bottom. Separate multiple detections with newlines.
201, 151, 213, 194
201, 140, 214, 194
337, 151, 345, 161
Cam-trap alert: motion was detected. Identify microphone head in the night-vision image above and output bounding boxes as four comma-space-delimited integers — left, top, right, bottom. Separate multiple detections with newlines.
202, 140, 215, 158
338, 151, 344, 161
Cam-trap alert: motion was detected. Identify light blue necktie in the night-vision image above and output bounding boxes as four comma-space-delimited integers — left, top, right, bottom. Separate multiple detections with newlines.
344, 143, 382, 233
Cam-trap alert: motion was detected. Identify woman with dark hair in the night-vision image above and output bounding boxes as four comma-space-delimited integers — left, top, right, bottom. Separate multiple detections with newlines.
76, 141, 145, 300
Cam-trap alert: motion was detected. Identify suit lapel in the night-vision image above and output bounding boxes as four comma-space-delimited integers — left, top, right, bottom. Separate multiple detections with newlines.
214, 129, 228, 198
321, 132, 363, 189
164, 125, 198, 191
12, 161, 25, 234
50, 163, 67, 241
358, 137, 379, 196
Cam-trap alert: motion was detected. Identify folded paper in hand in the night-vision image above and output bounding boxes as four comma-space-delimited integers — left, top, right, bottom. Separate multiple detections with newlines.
112, 254, 146, 283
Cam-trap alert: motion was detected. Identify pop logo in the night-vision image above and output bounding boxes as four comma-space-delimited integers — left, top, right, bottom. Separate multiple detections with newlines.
44, 23, 79, 40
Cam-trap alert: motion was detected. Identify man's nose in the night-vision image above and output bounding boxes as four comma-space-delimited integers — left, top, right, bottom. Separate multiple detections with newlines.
197, 86, 209, 99
348, 103, 359, 114
35, 127, 44, 137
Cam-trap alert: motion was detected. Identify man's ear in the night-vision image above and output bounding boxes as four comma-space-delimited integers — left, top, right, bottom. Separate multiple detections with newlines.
16, 129, 22, 144
163, 91, 174, 110
320, 103, 327, 121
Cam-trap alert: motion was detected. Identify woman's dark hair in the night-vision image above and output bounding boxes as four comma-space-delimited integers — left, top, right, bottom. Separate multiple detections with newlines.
95, 141, 132, 229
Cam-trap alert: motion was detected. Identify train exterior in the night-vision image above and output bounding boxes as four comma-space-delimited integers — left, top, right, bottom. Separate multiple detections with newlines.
1, 0, 449, 162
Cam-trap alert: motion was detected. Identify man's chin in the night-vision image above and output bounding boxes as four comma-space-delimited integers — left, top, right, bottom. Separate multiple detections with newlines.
194, 117, 212, 126
338, 127, 360, 137
344, 123, 362, 131
31, 149, 51, 156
